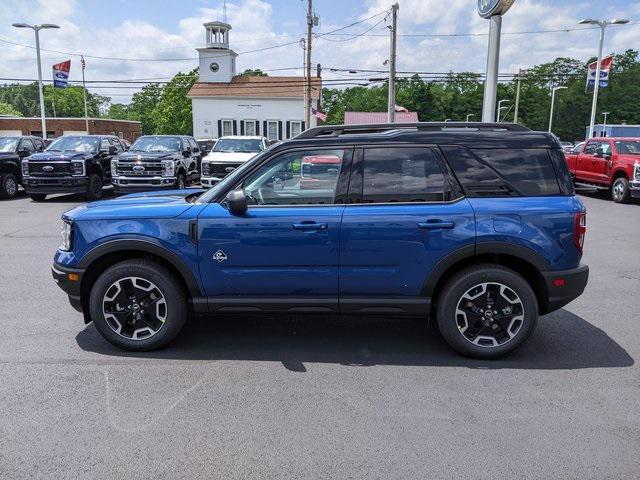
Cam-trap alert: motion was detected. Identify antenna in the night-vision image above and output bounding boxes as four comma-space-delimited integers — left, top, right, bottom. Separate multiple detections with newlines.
223, 0, 228, 22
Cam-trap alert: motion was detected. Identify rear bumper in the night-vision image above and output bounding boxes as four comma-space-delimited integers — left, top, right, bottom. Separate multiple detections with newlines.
52, 262, 85, 313
24, 176, 88, 194
542, 264, 589, 313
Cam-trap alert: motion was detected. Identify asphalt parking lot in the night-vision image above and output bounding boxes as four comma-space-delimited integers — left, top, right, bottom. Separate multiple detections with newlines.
1, 187, 638, 479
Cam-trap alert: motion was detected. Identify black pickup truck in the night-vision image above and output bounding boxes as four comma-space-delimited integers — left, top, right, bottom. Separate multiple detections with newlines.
21, 135, 125, 201
0, 136, 46, 199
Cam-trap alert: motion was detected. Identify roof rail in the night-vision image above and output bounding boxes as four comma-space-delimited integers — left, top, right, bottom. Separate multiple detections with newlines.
296, 122, 531, 139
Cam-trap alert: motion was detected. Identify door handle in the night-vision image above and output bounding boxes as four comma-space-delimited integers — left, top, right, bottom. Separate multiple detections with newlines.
292, 222, 328, 231
418, 220, 455, 230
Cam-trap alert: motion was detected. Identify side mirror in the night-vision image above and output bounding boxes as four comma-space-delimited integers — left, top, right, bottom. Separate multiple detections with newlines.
17, 147, 29, 156
108, 146, 117, 155
183, 149, 191, 157
226, 189, 248, 215
594, 147, 603, 158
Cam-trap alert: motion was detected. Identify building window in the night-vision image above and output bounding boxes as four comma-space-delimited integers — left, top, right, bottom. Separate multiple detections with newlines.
244, 120, 256, 136
267, 120, 279, 141
290, 120, 303, 138
221, 119, 233, 137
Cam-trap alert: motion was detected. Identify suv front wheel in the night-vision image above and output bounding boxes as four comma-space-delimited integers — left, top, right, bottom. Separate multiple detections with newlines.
436, 264, 538, 359
89, 259, 187, 351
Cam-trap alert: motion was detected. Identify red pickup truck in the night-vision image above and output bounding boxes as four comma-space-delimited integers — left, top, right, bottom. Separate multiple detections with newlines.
564, 137, 640, 203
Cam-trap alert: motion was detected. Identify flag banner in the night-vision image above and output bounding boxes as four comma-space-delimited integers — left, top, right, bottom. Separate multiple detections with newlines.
52, 60, 71, 88
311, 107, 327, 122
586, 56, 613, 91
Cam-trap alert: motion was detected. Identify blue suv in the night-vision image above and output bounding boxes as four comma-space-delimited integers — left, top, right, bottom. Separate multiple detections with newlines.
52, 123, 589, 358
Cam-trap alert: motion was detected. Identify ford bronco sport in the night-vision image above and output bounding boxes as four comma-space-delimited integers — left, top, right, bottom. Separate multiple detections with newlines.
52, 122, 589, 359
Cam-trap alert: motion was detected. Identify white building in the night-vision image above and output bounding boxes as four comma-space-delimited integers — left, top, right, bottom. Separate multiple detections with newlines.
188, 21, 320, 141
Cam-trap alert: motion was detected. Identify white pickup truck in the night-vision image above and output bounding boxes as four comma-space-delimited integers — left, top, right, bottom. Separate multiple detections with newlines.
200, 136, 269, 187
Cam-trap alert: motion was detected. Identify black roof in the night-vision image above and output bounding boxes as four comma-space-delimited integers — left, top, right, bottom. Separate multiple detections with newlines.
285, 122, 561, 150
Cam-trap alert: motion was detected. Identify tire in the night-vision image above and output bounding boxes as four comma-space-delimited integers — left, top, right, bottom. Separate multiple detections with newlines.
0, 173, 19, 199
89, 259, 188, 351
611, 177, 631, 204
29, 193, 47, 202
86, 173, 103, 200
176, 173, 186, 189
436, 264, 538, 359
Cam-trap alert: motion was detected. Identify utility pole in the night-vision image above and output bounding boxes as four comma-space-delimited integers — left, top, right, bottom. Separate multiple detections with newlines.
387, 3, 399, 123
316, 63, 322, 112
81, 56, 89, 133
304, 0, 313, 129
514, 68, 522, 123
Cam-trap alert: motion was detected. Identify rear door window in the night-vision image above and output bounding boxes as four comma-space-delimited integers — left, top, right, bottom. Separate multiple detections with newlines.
361, 147, 452, 203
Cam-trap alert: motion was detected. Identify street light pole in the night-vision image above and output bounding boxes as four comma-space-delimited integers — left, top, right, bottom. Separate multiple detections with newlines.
602, 111, 610, 135
12, 23, 60, 141
466, 114, 475, 122
579, 18, 629, 139
548, 86, 567, 133
497, 99, 510, 122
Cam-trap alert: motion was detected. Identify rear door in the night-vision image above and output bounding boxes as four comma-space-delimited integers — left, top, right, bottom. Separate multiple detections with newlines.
339, 146, 475, 315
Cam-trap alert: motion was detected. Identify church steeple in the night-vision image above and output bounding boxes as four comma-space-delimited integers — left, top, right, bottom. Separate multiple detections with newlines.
197, 21, 237, 83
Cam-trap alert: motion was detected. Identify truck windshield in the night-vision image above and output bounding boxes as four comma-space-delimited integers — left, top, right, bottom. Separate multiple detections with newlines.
615, 141, 640, 155
213, 138, 263, 153
130, 136, 182, 153
0, 137, 18, 153
46, 136, 99, 153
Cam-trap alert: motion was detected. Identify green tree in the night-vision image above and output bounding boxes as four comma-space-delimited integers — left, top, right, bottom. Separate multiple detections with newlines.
152, 69, 198, 135
240, 69, 268, 77
128, 84, 163, 135
107, 103, 130, 120
0, 101, 22, 116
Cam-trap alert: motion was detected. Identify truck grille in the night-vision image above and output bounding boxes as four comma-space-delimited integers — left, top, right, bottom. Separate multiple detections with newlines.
29, 163, 71, 176
115, 162, 164, 176
203, 162, 242, 178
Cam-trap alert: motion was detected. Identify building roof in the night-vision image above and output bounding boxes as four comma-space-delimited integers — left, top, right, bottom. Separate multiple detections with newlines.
344, 111, 419, 124
188, 75, 321, 99
0, 117, 141, 124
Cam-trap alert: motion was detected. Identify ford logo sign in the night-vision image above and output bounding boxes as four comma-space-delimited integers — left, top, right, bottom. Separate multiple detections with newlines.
42, 165, 54, 172
477, 0, 514, 18
133, 165, 145, 171
55, 72, 68, 79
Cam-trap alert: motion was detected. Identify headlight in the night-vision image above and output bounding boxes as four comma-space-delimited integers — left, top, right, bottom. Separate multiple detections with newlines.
202, 162, 210, 176
59, 219, 72, 251
162, 160, 175, 177
634, 162, 640, 181
71, 160, 85, 176
111, 159, 117, 177
22, 160, 29, 176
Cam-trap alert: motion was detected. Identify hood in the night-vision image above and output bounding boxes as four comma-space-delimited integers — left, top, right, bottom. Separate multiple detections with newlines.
0, 152, 19, 160
616, 155, 640, 164
117, 151, 176, 161
203, 151, 257, 163
63, 189, 205, 221
27, 151, 92, 162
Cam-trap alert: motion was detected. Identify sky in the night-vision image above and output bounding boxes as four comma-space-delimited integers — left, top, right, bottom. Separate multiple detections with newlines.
1, 0, 639, 104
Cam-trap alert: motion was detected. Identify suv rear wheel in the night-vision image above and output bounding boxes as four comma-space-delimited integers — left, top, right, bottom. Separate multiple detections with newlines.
436, 264, 538, 359
89, 259, 187, 351
0, 173, 19, 199
176, 173, 186, 189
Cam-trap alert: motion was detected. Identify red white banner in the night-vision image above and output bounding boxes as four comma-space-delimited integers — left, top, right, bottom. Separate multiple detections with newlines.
586, 55, 613, 90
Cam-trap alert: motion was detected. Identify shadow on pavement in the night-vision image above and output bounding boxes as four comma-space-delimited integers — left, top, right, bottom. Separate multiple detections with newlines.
76, 308, 634, 371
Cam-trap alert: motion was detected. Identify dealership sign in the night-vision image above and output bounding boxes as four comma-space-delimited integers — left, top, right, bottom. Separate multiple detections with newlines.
586, 56, 613, 90
52, 60, 71, 88
477, 0, 515, 18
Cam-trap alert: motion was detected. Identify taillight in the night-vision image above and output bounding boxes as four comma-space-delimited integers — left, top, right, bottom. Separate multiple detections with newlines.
573, 212, 586, 253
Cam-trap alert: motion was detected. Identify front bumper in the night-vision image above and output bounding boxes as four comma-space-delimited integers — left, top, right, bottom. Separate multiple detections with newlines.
52, 262, 85, 313
23, 176, 87, 194
112, 176, 177, 193
630, 180, 640, 198
542, 264, 589, 313
200, 176, 222, 187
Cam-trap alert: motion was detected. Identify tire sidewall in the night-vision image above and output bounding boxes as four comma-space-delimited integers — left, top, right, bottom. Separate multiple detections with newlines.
86, 173, 103, 200
611, 177, 630, 204
176, 173, 186, 189
436, 266, 539, 359
89, 260, 187, 351
0, 173, 18, 199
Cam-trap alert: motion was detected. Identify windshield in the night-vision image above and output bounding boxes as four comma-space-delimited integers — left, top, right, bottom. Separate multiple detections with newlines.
0, 137, 18, 153
46, 136, 99, 153
130, 136, 182, 153
213, 138, 263, 153
615, 140, 640, 155
197, 149, 270, 203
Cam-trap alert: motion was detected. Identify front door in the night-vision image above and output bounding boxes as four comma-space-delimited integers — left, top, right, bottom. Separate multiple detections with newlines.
197, 147, 353, 313
339, 146, 476, 314
577, 140, 600, 182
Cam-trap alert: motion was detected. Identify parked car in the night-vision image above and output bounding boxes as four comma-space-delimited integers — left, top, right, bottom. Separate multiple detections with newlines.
196, 138, 217, 156
200, 136, 268, 187
111, 135, 201, 194
52, 122, 588, 359
22, 135, 123, 202
564, 137, 640, 203
0, 135, 46, 199
559, 141, 574, 153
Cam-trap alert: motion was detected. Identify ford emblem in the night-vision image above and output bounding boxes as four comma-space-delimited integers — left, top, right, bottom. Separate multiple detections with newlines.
42, 165, 54, 172
133, 165, 145, 171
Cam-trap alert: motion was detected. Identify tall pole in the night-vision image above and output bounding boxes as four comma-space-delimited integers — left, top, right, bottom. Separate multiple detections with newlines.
304, 0, 312, 129
33, 28, 48, 140
482, 15, 502, 122
81, 56, 89, 133
387, 3, 399, 123
602, 111, 609, 135
587, 24, 605, 139
514, 68, 522, 123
